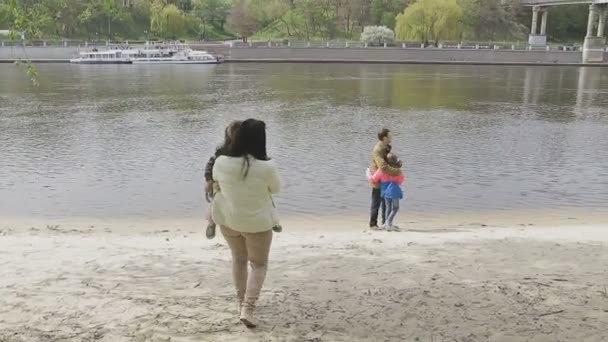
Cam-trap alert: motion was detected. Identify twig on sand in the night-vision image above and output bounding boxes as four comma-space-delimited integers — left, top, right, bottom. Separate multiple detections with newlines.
194, 282, 201, 288
197, 326, 233, 334
538, 310, 564, 317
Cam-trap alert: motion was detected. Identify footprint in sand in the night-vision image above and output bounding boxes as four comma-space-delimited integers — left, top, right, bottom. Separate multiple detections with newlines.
301, 244, 319, 249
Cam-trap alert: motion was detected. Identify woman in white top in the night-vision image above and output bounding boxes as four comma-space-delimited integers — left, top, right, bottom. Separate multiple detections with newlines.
212, 118, 280, 328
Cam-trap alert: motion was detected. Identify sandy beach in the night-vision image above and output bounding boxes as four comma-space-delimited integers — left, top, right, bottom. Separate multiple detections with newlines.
1, 217, 607, 342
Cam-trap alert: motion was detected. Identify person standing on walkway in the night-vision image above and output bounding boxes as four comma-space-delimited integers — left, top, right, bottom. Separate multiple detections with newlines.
368, 128, 401, 230
211, 119, 280, 328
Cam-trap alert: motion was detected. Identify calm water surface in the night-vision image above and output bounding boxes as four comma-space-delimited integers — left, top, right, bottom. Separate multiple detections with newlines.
1, 64, 607, 220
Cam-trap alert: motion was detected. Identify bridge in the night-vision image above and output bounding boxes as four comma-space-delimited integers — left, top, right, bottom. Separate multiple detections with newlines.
518, 0, 607, 62
522, 0, 606, 5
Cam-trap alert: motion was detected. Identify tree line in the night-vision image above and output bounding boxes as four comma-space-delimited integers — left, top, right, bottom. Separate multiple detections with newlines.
0, 0, 591, 43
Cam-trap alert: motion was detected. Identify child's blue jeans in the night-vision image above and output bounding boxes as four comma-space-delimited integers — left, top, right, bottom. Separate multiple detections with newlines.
385, 198, 400, 227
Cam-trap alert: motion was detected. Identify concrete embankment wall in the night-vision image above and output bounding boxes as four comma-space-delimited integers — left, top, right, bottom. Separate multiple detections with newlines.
0, 47, 76, 59
228, 47, 584, 64
0, 45, 595, 65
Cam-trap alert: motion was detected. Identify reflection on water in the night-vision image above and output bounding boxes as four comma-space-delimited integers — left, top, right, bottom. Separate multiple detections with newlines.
1, 64, 607, 220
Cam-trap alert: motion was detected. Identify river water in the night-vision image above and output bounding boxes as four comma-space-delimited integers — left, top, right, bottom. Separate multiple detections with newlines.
1, 64, 607, 221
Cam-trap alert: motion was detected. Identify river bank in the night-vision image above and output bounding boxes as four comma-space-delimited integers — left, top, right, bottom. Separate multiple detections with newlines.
2, 45, 605, 65
1, 217, 607, 342
4, 59, 607, 67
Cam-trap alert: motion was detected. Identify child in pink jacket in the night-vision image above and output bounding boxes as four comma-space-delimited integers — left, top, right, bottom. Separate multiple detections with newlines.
369, 153, 405, 231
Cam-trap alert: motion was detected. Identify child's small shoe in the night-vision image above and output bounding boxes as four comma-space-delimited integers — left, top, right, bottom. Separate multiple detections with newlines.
386, 225, 401, 232
272, 225, 282, 233
206, 223, 216, 239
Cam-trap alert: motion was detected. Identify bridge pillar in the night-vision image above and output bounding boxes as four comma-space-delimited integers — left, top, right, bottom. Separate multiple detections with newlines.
598, 8, 606, 38
540, 9, 548, 36
586, 4, 597, 38
530, 6, 539, 35
583, 5, 606, 63
528, 6, 547, 47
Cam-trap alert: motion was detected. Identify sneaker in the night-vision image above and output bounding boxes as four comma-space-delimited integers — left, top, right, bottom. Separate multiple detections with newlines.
206, 223, 216, 239
240, 305, 257, 328
272, 225, 282, 233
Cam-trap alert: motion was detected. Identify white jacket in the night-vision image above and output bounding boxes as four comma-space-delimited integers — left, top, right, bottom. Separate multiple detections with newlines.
212, 156, 281, 233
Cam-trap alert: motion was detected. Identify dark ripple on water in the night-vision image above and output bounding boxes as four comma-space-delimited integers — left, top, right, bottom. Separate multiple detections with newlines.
1, 64, 608, 219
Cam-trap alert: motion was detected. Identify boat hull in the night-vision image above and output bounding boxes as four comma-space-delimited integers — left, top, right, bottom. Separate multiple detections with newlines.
70, 59, 133, 64
131, 59, 222, 64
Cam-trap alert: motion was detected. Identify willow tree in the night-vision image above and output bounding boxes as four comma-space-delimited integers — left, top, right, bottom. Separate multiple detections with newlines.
1, 0, 53, 85
395, 0, 463, 46
151, 1, 185, 39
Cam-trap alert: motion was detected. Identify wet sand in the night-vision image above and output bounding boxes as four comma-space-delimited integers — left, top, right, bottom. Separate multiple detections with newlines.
1, 218, 607, 342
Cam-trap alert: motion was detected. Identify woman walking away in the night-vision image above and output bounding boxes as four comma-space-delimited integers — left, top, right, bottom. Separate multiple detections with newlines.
211, 119, 280, 328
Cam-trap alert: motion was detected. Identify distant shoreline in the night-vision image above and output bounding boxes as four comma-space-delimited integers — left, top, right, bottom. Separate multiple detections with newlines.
2, 58, 608, 67
2, 45, 605, 66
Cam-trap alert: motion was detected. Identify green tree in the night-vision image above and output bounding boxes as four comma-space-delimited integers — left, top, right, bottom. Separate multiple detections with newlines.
1, 0, 54, 39
545, 5, 587, 42
459, 0, 525, 41
1, 0, 51, 85
101, 0, 119, 38
194, 0, 230, 30
371, 0, 408, 29
250, 0, 290, 27
227, 0, 259, 42
177, 0, 193, 12
395, 0, 462, 45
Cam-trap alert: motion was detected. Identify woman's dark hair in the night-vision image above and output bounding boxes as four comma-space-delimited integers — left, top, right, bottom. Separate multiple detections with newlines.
227, 118, 269, 178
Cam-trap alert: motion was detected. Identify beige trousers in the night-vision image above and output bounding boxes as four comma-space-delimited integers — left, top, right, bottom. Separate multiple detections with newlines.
220, 226, 273, 307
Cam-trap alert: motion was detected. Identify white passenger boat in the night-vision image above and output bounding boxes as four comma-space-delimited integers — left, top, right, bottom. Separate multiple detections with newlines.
121, 45, 223, 64
70, 49, 132, 64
